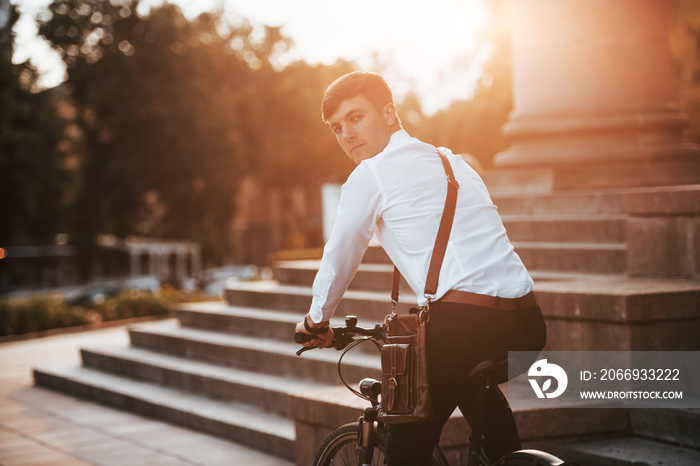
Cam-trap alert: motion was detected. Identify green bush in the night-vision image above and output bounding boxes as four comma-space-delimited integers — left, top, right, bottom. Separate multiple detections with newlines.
91, 290, 171, 322
0, 288, 207, 337
0, 294, 85, 336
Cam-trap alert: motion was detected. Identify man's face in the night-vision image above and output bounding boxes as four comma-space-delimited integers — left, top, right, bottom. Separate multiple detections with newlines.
327, 94, 396, 165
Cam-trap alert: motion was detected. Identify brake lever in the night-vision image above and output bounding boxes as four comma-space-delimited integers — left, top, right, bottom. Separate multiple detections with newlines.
296, 346, 315, 356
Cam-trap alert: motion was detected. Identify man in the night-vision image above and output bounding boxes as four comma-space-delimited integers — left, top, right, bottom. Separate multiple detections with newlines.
295, 71, 546, 465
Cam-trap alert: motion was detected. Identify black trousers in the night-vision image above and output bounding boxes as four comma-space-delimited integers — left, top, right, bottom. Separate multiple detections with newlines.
385, 300, 547, 465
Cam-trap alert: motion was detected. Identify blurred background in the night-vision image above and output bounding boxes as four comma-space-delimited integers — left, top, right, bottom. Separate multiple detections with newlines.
1, 0, 699, 334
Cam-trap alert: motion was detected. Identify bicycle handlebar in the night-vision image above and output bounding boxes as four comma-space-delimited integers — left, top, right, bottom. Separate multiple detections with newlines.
295, 315, 386, 356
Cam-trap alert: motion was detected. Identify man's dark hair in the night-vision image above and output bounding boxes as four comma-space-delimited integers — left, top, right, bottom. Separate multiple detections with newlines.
321, 71, 395, 122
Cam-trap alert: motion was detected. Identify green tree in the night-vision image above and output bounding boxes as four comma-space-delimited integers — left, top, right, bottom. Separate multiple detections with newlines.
38, 0, 292, 271
0, 1, 68, 246
248, 59, 357, 189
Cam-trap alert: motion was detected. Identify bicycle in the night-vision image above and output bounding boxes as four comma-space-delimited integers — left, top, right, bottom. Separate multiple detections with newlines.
296, 315, 578, 466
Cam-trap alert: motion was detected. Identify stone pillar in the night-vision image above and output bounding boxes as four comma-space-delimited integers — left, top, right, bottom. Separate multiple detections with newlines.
190, 245, 202, 280
149, 250, 158, 277
494, 0, 700, 190
129, 250, 139, 278
160, 251, 170, 283
176, 248, 187, 282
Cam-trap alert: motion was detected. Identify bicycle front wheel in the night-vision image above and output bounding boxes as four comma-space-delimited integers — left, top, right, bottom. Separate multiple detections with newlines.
313, 422, 449, 466
313, 423, 385, 466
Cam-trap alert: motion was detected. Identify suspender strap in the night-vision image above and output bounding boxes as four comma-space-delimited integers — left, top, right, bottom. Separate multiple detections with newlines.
425, 151, 460, 296
391, 149, 459, 305
391, 266, 401, 305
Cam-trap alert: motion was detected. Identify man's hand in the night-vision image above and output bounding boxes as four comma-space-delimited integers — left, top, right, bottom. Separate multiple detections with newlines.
295, 315, 334, 349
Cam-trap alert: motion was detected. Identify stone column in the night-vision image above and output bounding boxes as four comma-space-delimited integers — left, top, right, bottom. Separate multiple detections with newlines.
191, 245, 202, 280
160, 250, 170, 283
129, 250, 139, 278
176, 248, 187, 282
494, 0, 700, 190
149, 250, 158, 278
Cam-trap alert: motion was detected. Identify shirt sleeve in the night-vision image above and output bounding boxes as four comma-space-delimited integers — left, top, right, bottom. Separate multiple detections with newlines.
308, 163, 384, 323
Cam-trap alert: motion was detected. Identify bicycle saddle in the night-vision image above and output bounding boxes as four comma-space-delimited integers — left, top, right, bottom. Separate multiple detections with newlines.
467, 358, 521, 385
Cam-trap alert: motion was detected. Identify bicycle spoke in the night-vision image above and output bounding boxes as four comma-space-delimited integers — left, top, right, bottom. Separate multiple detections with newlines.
337, 443, 353, 464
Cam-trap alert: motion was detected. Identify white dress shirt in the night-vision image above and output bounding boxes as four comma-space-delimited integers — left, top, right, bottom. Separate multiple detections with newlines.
308, 130, 533, 323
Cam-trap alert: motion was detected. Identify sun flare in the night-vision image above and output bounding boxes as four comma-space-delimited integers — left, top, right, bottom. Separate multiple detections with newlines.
12, 0, 490, 113
282, 0, 490, 113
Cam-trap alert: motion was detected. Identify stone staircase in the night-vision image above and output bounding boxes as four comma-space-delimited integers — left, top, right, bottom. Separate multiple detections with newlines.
558, 408, 700, 466
33, 185, 700, 465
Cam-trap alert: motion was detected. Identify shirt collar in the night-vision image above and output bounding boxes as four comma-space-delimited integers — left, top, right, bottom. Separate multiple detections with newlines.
378, 129, 410, 156
389, 129, 410, 145
360, 130, 411, 166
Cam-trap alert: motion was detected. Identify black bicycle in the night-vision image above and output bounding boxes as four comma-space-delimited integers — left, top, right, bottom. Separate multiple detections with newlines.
295, 316, 577, 466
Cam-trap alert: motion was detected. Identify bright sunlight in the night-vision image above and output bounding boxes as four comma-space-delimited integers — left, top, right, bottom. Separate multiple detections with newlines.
12, 0, 489, 113
220, 0, 491, 113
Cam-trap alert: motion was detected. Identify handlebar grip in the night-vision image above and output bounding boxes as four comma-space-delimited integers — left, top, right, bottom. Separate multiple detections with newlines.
294, 332, 315, 344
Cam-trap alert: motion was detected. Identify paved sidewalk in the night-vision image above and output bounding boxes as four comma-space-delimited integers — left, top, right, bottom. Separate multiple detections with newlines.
0, 320, 294, 466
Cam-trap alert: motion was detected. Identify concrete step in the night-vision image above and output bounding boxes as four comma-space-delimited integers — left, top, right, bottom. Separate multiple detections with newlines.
629, 408, 700, 450
175, 301, 382, 355
501, 215, 627, 243
360, 245, 392, 265
33, 363, 296, 460
534, 275, 700, 351
222, 276, 700, 351
273, 260, 412, 292
223, 280, 415, 321
360, 242, 628, 274
489, 186, 628, 215
272, 259, 619, 290
127, 321, 382, 385
557, 436, 700, 466
175, 301, 304, 339
513, 241, 627, 274
79, 344, 322, 417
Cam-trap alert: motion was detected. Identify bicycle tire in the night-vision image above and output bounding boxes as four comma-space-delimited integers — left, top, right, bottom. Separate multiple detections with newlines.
492, 449, 577, 466
313, 422, 450, 466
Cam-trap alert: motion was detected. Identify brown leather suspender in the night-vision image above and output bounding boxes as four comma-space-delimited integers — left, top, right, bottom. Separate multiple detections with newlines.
390, 149, 459, 309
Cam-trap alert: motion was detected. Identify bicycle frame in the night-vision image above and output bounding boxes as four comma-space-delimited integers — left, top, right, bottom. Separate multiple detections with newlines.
296, 316, 576, 466
356, 376, 384, 465
358, 401, 381, 464
298, 317, 450, 466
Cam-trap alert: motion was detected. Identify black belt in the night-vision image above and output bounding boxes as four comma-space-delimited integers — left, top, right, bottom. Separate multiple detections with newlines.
440, 290, 537, 311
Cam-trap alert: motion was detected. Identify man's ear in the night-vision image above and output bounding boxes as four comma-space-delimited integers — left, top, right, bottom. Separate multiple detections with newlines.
383, 103, 397, 126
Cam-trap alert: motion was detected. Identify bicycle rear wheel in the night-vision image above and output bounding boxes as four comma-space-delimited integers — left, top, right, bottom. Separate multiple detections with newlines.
493, 449, 577, 466
313, 422, 449, 466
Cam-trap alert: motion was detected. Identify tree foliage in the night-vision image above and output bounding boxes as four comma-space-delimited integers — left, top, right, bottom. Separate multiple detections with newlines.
39, 0, 257, 271
0, 2, 67, 245
245, 59, 356, 189
25, 0, 700, 276
37, 0, 354, 270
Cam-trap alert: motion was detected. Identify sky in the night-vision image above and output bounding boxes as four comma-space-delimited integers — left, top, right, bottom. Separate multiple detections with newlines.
9, 0, 490, 114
